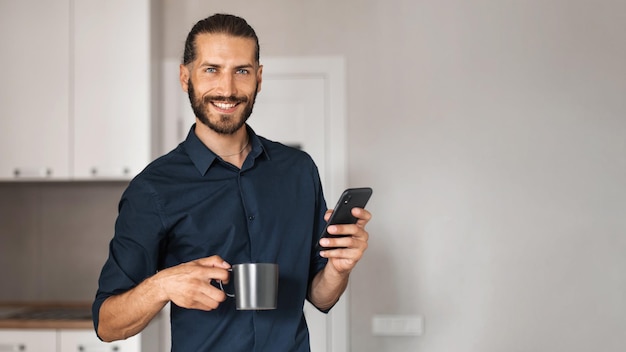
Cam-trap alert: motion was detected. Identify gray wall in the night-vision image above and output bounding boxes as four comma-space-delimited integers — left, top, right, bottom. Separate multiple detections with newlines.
0, 182, 125, 302
159, 0, 626, 351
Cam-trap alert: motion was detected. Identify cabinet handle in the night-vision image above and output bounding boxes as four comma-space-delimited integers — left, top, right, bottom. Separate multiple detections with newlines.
76, 344, 119, 352
0, 344, 26, 351
13, 167, 52, 178
89, 167, 131, 177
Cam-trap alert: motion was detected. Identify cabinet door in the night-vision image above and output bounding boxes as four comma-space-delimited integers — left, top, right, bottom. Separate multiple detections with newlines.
73, 0, 151, 179
0, 0, 71, 180
0, 329, 57, 352
58, 330, 140, 352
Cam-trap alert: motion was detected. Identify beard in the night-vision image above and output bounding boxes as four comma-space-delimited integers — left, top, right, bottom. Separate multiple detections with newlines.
187, 78, 258, 135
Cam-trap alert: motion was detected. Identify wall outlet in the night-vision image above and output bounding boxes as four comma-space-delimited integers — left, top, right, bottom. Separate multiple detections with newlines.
372, 315, 424, 336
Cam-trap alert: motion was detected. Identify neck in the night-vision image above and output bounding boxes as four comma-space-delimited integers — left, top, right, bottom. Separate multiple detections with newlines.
194, 122, 250, 167
216, 136, 249, 157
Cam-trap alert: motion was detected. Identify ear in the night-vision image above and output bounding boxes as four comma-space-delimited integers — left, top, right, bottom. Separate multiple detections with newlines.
256, 64, 263, 93
179, 64, 190, 92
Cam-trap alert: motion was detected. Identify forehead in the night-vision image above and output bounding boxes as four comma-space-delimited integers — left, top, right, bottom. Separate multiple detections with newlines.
193, 33, 257, 64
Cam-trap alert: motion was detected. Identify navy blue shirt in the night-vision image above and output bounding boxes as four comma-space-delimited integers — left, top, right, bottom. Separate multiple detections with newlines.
93, 125, 329, 351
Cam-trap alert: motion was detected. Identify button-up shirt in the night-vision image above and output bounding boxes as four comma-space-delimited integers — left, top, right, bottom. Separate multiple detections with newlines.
93, 124, 329, 351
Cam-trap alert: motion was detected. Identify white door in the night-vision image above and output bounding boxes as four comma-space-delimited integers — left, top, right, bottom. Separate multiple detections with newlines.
161, 56, 348, 352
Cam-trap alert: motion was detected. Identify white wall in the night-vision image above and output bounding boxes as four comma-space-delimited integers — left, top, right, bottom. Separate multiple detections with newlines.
160, 1, 626, 351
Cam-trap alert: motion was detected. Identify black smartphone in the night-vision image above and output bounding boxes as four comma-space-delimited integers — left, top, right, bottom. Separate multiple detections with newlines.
318, 187, 373, 251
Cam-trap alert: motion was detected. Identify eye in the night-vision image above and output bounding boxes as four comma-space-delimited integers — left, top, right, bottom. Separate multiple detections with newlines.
236, 68, 249, 75
204, 67, 217, 73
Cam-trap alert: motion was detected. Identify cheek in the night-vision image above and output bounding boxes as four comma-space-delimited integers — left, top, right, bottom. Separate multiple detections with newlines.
241, 83, 260, 98
192, 74, 217, 90
193, 84, 215, 98
234, 75, 257, 88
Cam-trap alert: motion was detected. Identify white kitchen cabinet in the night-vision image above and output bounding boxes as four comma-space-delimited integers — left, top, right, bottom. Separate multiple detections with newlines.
0, 329, 56, 351
0, 0, 152, 181
72, 0, 151, 179
59, 330, 140, 352
0, 0, 71, 179
0, 329, 140, 352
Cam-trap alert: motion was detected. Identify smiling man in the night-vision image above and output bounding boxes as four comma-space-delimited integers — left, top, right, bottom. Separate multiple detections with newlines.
92, 14, 371, 351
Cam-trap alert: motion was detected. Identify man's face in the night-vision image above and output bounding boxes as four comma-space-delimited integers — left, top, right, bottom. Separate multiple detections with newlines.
181, 33, 263, 135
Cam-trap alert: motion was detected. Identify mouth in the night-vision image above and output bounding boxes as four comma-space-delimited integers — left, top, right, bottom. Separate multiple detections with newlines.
211, 100, 241, 113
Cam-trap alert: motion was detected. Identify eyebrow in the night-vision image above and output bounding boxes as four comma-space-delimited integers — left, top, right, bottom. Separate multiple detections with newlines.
199, 62, 255, 70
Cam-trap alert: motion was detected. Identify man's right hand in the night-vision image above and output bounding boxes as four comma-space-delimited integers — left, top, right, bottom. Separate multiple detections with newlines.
97, 255, 231, 342
154, 255, 232, 311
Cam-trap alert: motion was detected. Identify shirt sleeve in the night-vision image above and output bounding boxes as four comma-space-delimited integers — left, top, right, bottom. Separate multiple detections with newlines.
92, 178, 167, 338
306, 162, 333, 313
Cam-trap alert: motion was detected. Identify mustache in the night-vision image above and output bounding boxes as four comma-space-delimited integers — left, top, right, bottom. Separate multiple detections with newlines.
202, 95, 249, 104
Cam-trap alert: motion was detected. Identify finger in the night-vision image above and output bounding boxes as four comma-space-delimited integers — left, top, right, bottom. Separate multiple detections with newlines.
319, 247, 364, 270
326, 223, 368, 241
319, 237, 348, 251
320, 233, 367, 251
202, 283, 228, 304
351, 207, 372, 226
324, 209, 333, 221
195, 255, 231, 269
167, 273, 228, 311
205, 267, 231, 283
178, 261, 231, 285
184, 283, 228, 311
194, 272, 230, 302
320, 246, 357, 259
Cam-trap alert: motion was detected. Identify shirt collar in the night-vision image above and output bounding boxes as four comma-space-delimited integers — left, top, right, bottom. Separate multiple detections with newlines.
183, 123, 269, 176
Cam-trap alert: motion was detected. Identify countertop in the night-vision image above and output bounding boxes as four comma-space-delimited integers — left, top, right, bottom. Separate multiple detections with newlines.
0, 302, 93, 329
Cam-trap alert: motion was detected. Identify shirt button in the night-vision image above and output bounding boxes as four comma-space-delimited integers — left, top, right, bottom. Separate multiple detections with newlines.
248, 216, 255, 221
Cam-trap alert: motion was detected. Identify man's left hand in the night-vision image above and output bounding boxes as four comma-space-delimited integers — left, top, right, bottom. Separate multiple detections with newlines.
318, 207, 371, 274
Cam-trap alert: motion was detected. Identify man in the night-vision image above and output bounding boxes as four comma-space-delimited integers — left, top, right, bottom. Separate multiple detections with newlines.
93, 13, 371, 351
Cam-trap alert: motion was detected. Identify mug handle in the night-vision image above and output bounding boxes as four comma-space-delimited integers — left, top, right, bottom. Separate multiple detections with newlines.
218, 268, 235, 298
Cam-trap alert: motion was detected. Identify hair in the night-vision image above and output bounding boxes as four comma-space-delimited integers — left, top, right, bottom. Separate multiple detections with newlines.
182, 13, 260, 65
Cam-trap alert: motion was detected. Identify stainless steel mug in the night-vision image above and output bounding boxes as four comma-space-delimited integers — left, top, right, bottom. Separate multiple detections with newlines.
220, 263, 279, 310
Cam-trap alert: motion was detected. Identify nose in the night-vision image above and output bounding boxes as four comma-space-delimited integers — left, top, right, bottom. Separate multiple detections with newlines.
216, 73, 236, 97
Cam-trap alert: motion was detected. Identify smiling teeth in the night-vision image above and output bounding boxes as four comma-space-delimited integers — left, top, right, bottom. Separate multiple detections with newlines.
214, 102, 237, 109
